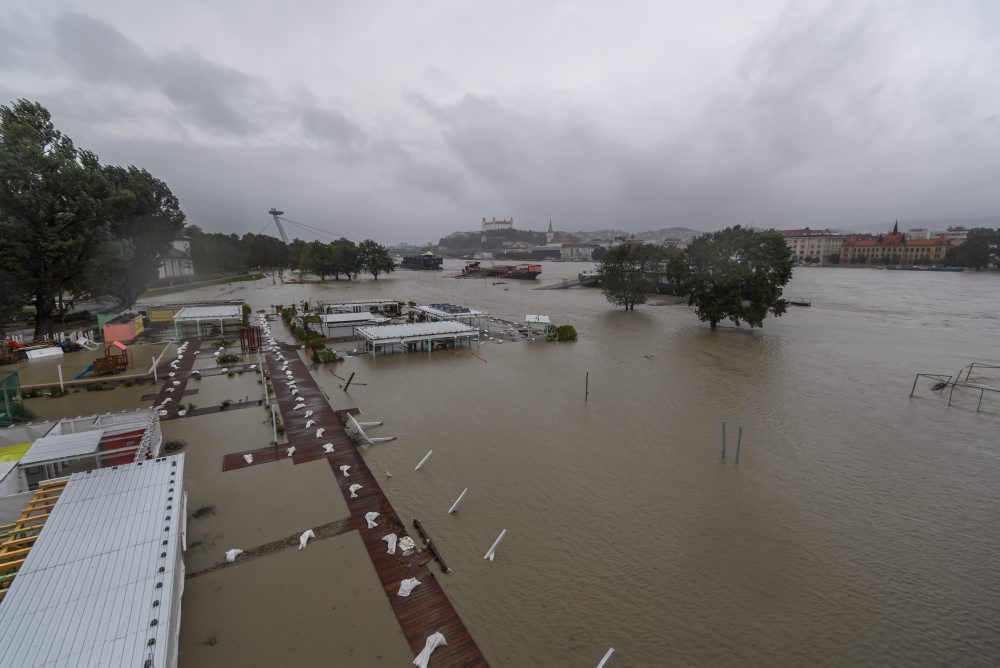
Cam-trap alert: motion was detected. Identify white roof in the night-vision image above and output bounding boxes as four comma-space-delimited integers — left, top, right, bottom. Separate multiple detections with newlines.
416, 305, 485, 319
0, 455, 184, 667
357, 321, 477, 342
526, 314, 551, 324
321, 312, 378, 324
173, 305, 243, 321
0, 460, 16, 482
320, 298, 398, 306
20, 430, 105, 466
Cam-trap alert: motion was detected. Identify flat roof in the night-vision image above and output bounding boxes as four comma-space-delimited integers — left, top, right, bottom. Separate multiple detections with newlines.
320, 298, 398, 306
526, 314, 550, 324
173, 305, 243, 321
0, 460, 15, 483
417, 304, 485, 319
321, 312, 379, 323
0, 455, 184, 667
357, 321, 477, 343
20, 430, 105, 466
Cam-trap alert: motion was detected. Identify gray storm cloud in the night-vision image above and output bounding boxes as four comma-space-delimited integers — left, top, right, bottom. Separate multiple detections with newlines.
1, 1, 998, 242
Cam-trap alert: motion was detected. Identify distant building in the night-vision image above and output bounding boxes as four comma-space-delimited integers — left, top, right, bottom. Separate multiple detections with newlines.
482, 217, 514, 233
560, 245, 595, 261
777, 228, 844, 264
930, 225, 970, 245
158, 236, 194, 279
840, 223, 950, 265
907, 228, 930, 240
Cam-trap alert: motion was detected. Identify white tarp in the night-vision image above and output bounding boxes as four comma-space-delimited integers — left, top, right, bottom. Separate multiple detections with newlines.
413, 632, 447, 668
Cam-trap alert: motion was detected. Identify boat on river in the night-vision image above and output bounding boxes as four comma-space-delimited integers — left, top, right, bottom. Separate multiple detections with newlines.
458, 261, 542, 280
400, 251, 443, 270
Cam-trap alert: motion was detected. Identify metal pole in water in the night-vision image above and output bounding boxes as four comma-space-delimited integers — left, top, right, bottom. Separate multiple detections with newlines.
483, 529, 507, 561
343, 372, 356, 392
585, 372, 589, 401
57, 365, 64, 392
152, 356, 158, 383
448, 488, 469, 514
721, 421, 726, 459
735, 426, 743, 465
597, 647, 616, 667
909, 374, 920, 397
414, 450, 433, 471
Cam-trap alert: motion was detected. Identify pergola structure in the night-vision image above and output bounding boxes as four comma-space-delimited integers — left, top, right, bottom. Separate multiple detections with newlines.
356, 321, 479, 357
415, 304, 489, 330
173, 305, 243, 338
319, 298, 400, 315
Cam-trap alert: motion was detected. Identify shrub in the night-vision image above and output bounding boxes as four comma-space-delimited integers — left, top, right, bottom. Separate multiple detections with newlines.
317, 349, 341, 364
556, 325, 578, 341
217, 353, 240, 365
221, 399, 231, 409
192, 505, 215, 519
163, 439, 186, 453
47, 386, 67, 398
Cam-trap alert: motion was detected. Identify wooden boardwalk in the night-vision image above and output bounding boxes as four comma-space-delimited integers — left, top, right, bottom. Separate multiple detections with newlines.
221, 346, 488, 666
151, 338, 201, 418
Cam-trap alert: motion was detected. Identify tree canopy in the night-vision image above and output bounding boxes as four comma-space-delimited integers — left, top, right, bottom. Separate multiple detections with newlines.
0, 100, 186, 334
668, 226, 793, 330
597, 243, 672, 310
357, 239, 395, 280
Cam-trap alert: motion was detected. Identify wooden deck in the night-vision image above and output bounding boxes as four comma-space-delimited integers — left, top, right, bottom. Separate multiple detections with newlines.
150, 338, 201, 419
220, 347, 488, 666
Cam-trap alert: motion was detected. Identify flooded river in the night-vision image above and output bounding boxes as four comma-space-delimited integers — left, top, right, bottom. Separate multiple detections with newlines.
160, 263, 1000, 665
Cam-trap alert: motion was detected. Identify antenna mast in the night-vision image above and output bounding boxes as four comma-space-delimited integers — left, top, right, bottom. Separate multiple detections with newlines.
268, 208, 289, 243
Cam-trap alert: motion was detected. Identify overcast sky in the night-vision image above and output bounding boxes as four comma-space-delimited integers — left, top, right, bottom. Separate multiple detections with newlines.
2, 1, 998, 243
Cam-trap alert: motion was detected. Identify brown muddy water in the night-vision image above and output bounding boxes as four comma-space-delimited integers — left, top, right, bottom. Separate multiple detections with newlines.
156, 263, 999, 666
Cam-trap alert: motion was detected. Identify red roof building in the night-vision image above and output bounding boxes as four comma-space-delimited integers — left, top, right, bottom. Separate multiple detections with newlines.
840, 223, 950, 265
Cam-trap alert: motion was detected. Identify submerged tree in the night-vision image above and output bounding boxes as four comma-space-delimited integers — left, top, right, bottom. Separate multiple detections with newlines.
597, 243, 671, 310
357, 239, 395, 280
668, 226, 793, 330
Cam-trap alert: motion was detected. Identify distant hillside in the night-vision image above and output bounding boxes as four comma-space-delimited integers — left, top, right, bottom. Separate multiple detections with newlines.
573, 227, 700, 243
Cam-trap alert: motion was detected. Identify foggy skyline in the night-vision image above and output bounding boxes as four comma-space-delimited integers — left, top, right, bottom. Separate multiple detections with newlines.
1, 1, 998, 243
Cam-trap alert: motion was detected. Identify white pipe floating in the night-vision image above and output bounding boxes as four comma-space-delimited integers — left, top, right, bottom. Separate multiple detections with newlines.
483, 529, 507, 561
448, 488, 469, 514
597, 647, 615, 668
414, 450, 433, 471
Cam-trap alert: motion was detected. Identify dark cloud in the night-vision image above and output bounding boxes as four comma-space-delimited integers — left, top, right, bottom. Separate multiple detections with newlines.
51, 13, 266, 135
1, 3, 997, 241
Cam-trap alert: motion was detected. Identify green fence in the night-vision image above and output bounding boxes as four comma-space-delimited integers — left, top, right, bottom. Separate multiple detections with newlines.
0, 371, 21, 427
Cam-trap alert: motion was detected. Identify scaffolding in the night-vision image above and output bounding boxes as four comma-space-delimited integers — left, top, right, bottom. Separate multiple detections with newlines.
910, 361, 1000, 414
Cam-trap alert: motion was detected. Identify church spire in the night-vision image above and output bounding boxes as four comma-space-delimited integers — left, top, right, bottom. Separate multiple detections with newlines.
548, 219, 553, 233
892, 220, 899, 234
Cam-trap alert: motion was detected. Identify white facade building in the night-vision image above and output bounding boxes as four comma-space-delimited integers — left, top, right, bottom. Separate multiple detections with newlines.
158, 237, 194, 280
778, 228, 845, 264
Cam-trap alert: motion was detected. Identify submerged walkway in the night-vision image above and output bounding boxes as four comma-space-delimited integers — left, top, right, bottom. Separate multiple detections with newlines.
222, 344, 487, 666
151, 338, 201, 419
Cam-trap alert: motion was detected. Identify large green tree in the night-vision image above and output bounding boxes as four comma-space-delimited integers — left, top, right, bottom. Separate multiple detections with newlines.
357, 239, 395, 280
596, 243, 670, 310
96, 165, 186, 307
668, 226, 793, 330
0, 100, 112, 336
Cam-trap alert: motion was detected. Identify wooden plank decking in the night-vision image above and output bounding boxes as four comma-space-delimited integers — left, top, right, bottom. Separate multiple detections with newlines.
220, 345, 488, 666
